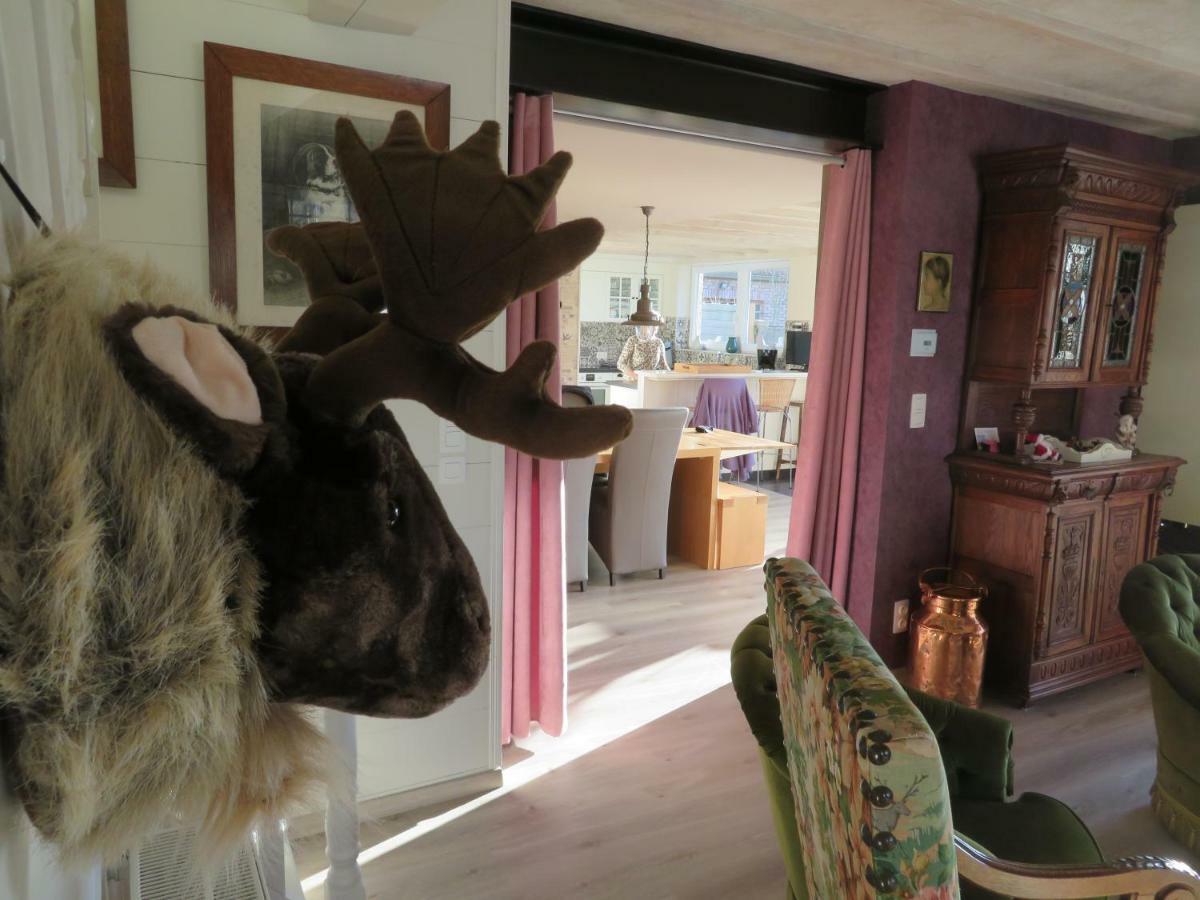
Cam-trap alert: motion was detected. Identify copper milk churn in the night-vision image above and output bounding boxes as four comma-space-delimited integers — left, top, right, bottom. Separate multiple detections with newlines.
907, 567, 988, 708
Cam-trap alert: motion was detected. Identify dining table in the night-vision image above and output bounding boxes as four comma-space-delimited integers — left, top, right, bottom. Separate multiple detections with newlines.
596, 428, 792, 570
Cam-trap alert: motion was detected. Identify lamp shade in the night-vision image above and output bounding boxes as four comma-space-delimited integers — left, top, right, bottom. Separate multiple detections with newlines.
625, 281, 664, 327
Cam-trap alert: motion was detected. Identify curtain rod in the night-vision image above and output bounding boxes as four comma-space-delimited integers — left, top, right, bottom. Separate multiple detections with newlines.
551, 93, 848, 166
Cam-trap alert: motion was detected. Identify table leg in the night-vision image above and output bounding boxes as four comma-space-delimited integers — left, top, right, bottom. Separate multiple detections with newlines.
667, 453, 720, 568
774, 407, 790, 481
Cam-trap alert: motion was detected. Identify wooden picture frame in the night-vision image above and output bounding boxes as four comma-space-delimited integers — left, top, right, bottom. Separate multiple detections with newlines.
96, 0, 137, 188
203, 43, 450, 321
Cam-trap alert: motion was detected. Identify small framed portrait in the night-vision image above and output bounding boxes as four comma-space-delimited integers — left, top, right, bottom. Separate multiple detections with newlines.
916, 251, 953, 313
203, 43, 450, 327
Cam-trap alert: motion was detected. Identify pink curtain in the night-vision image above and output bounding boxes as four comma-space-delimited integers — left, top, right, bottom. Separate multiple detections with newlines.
502, 94, 567, 743
786, 150, 872, 603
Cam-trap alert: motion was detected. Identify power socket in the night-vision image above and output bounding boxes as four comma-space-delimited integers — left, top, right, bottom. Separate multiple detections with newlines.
892, 598, 911, 634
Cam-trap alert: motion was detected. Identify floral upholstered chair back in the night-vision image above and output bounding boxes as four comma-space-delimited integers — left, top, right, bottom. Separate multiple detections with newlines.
765, 557, 960, 899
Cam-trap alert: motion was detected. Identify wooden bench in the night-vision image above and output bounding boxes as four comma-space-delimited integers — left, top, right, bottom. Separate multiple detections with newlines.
714, 483, 768, 569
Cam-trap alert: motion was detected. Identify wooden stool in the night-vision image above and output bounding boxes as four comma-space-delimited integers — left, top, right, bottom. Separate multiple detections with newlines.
756, 379, 797, 481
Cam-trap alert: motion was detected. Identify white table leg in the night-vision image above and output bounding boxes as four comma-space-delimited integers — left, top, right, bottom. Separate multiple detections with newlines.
323, 710, 365, 900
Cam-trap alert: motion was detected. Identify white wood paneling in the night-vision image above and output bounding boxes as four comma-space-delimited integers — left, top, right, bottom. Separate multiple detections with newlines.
129, 71, 206, 165
310, 0, 451, 36
106, 240, 211, 293
354, 520, 494, 801
85, 0, 510, 814
123, 0, 498, 122
99, 157, 207, 246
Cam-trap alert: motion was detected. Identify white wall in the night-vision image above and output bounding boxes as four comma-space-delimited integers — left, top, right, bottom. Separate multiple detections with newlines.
580, 249, 817, 326
1141, 205, 1200, 524
579, 252, 690, 320
85, 0, 509, 804
787, 251, 818, 325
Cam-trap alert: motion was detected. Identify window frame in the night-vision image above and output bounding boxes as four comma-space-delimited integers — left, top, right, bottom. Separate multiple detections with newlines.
691, 259, 791, 349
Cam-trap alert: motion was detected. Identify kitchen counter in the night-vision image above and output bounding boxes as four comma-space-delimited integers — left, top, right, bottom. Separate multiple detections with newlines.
638, 370, 804, 381
608, 370, 807, 411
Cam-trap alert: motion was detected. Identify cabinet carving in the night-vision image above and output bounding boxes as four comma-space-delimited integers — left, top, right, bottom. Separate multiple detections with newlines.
1047, 512, 1093, 650
949, 454, 1182, 704
1096, 499, 1146, 641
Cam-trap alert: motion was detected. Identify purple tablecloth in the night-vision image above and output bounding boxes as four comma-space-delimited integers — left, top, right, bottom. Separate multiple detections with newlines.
690, 378, 760, 480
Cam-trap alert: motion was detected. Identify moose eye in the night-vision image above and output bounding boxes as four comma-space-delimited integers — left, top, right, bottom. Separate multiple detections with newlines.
387, 499, 402, 529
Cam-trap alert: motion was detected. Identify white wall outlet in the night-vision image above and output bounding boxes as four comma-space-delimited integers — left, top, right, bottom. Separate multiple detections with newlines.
910, 329, 937, 357
438, 457, 466, 485
893, 598, 911, 634
439, 419, 466, 455
909, 393, 927, 429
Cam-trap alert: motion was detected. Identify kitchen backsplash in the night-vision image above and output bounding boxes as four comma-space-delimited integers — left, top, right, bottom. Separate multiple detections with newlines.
674, 349, 777, 369
578, 317, 691, 370
576, 317, 785, 371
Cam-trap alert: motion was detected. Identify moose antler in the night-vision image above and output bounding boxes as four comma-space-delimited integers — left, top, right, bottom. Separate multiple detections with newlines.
268, 111, 632, 460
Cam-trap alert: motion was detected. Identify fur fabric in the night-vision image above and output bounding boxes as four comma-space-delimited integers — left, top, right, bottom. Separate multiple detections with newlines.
0, 237, 324, 863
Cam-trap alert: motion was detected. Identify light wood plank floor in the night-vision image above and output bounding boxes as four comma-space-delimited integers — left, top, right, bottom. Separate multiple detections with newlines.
295, 487, 1196, 899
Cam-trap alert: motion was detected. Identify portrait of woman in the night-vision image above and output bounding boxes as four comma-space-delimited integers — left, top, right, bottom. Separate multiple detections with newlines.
917, 251, 953, 312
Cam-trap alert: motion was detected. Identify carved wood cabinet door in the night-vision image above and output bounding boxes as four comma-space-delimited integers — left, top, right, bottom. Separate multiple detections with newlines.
1093, 494, 1150, 642
1041, 503, 1104, 657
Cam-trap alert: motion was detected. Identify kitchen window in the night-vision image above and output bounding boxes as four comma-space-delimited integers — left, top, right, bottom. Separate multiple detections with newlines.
692, 262, 790, 350
608, 275, 661, 320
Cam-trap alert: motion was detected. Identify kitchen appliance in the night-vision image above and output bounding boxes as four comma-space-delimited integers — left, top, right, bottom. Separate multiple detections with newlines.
785, 330, 812, 370
756, 349, 778, 370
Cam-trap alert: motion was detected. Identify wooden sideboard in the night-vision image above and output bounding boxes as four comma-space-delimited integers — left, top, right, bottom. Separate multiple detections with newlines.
948, 452, 1182, 704
949, 145, 1196, 703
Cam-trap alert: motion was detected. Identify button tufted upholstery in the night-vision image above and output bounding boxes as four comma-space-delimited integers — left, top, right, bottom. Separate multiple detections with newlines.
734, 558, 1104, 899
1120, 553, 1200, 852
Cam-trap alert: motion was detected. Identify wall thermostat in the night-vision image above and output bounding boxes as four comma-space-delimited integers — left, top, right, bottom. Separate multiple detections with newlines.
910, 329, 938, 357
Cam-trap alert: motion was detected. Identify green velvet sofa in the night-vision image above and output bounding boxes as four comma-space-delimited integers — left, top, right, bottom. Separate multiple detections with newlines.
1120, 553, 1200, 852
734, 557, 1200, 899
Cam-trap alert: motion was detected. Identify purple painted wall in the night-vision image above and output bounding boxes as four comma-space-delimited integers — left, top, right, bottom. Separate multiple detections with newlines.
848, 81, 1183, 663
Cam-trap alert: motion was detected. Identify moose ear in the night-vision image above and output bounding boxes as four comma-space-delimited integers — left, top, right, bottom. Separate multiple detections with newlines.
131, 316, 263, 425
105, 303, 287, 477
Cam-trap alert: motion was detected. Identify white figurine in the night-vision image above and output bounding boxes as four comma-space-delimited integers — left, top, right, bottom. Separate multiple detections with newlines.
1117, 414, 1138, 451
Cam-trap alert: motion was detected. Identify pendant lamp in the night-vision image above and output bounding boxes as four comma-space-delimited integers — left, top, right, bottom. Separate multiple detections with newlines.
625, 205, 665, 327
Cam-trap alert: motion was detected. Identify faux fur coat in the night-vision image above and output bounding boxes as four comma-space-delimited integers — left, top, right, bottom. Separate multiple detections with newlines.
0, 238, 324, 863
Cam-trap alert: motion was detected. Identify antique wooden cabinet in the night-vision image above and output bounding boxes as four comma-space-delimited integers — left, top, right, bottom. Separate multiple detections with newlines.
963, 145, 1196, 448
948, 453, 1181, 704
950, 146, 1196, 703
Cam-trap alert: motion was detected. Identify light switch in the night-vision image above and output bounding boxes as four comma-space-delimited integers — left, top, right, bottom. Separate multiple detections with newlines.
910, 393, 927, 429
438, 457, 466, 485
910, 329, 937, 357
439, 419, 466, 454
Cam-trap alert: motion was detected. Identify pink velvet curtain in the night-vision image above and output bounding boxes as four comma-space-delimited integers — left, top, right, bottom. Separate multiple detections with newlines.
786, 150, 872, 603
502, 94, 567, 743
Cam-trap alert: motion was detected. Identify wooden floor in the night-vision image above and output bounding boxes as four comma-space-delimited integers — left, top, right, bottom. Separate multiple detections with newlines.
295, 485, 1197, 899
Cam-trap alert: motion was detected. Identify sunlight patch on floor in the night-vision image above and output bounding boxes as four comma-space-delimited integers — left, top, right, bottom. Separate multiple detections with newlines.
566, 620, 616, 654
300, 644, 732, 897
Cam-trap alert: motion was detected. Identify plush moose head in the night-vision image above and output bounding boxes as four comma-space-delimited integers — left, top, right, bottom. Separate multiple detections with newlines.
0, 111, 631, 861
